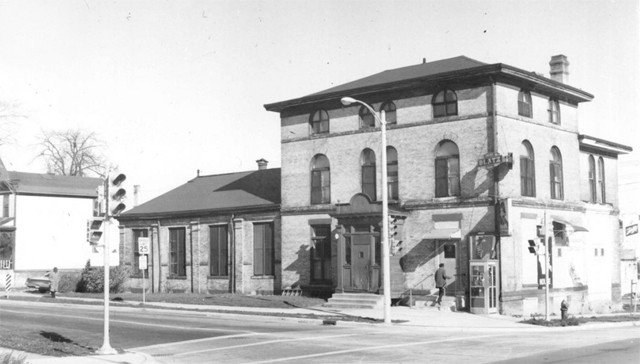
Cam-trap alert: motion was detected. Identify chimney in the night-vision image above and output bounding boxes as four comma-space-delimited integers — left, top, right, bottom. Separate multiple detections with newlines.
133, 185, 141, 207
549, 55, 569, 83
256, 158, 268, 170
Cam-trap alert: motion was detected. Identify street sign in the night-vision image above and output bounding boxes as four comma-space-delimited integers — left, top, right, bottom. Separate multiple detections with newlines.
138, 237, 150, 255
139, 255, 147, 270
478, 153, 513, 168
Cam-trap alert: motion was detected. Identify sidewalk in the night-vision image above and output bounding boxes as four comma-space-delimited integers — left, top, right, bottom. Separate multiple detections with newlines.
2, 291, 638, 364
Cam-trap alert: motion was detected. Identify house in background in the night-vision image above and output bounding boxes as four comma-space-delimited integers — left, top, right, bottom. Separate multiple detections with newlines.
0, 160, 105, 289
264, 55, 632, 316
117, 160, 281, 295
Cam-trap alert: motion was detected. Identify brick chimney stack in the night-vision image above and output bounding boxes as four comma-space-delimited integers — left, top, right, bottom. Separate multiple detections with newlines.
549, 55, 569, 83
256, 158, 268, 170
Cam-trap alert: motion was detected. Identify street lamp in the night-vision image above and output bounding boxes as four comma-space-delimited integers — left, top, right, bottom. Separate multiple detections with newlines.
340, 96, 391, 324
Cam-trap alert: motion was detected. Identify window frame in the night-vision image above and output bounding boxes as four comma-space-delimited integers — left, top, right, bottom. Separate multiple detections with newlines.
169, 227, 186, 277
253, 222, 274, 277
435, 140, 461, 198
361, 148, 376, 201
518, 90, 533, 117
209, 224, 229, 277
549, 147, 564, 200
588, 155, 597, 203
598, 157, 606, 203
548, 99, 561, 124
310, 225, 332, 284
520, 141, 536, 197
359, 106, 376, 129
387, 146, 399, 200
310, 154, 331, 204
310, 109, 329, 135
433, 89, 458, 117
381, 101, 397, 125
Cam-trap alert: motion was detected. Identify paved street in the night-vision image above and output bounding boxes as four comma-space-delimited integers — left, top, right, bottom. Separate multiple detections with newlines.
2, 299, 640, 363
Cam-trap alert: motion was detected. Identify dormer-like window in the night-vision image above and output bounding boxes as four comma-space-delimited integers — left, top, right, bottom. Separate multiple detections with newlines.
310, 154, 331, 204
435, 140, 460, 197
518, 90, 532, 117
548, 99, 561, 124
310, 109, 329, 135
359, 106, 375, 129
550, 147, 563, 200
433, 89, 458, 117
381, 101, 397, 125
361, 149, 376, 200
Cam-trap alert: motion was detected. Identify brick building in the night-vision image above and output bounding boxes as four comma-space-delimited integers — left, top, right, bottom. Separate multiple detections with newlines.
117, 161, 281, 295
265, 55, 632, 315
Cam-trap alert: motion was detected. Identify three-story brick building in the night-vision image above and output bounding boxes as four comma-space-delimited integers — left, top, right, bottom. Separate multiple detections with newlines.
265, 55, 631, 315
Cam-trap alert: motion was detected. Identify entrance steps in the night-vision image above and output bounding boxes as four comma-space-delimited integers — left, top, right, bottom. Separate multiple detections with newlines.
323, 293, 384, 309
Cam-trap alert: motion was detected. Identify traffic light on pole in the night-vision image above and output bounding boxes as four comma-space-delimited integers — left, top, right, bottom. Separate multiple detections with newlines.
527, 238, 544, 255
108, 172, 127, 217
87, 218, 104, 245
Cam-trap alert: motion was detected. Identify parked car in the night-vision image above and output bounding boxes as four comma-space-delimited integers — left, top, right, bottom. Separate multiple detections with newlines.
25, 276, 51, 293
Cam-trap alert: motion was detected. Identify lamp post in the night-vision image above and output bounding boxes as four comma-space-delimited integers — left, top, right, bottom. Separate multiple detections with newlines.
340, 96, 391, 324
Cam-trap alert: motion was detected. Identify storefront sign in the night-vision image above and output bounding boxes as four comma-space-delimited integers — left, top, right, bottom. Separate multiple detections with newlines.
478, 153, 513, 168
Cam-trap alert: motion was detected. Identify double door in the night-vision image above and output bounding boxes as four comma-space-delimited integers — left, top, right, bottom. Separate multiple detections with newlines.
340, 229, 381, 293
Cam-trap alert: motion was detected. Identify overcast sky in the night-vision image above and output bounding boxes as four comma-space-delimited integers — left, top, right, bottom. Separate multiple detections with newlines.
0, 0, 638, 212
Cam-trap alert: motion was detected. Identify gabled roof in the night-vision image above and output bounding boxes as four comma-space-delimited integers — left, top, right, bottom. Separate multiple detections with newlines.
120, 168, 281, 219
4, 171, 101, 198
264, 55, 594, 112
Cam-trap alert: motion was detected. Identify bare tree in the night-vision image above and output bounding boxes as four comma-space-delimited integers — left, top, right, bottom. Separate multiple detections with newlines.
37, 129, 109, 177
0, 100, 25, 146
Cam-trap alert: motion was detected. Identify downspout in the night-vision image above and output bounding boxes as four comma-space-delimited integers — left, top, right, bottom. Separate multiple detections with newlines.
190, 221, 194, 293
491, 77, 504, 314
229, 214, 236, 293
157, 219, 161, 293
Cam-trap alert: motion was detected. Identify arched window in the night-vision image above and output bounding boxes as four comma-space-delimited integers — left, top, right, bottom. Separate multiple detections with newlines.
387, 146, 399, 200
518, 90, 532, 117
548, 99, 561, 124
310, 154, 330, 204
598, 157, 606, 203
310, 109, 329, 135
520, 141, 536, 197
361, 149, 376, 200
433, 89, 458, 117
435, 140, 460, 197
381, 101, 397, 125
550, 147, 563, 200
359, 106, 375, 129
588, 155, 596, 203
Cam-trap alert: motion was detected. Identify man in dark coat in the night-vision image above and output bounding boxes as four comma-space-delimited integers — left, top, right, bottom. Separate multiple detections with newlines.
434, 263, 451, 307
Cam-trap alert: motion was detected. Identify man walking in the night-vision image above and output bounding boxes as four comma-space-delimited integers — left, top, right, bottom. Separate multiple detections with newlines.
434, 263, 451, 309
46, 267, 60, 298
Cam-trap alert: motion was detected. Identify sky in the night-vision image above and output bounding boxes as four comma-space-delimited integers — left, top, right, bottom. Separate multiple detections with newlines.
0, 0, 638, 212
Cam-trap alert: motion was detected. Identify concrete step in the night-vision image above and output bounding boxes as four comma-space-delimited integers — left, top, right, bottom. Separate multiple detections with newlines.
323, 293, 384, 309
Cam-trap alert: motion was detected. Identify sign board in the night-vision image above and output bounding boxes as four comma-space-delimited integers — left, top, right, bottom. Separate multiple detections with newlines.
626, 224, 638, 236
478, 153, 513, 168
138, 237, 150, 255
139, 255, 148, 270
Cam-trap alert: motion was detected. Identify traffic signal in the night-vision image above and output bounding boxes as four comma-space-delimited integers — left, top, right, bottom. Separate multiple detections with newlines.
108, 172, 127, 217
388, 215, 403, 256
87, 218, 104, 245
527, 238, 544, 255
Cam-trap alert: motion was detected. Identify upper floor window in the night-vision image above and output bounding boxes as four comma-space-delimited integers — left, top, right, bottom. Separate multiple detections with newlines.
387, 146, 399, 200
361, 149, 376, 201
435, 140, 460, 197
548, 99, 561, 124
588, 155, 597, 203
310, 109, 329, 135
520, 141, 536, 197
550, 147, 564, 200
518, 90, 532, 117
311, 154, 331, 204
433, 89, 458, 117
359, 106, 375, 129
381, 101, 397, 125
598, 157, 606, 203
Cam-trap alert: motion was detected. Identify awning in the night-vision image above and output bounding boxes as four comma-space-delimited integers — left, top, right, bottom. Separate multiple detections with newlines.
551, 216, 589, 232
423, 228, 462, 239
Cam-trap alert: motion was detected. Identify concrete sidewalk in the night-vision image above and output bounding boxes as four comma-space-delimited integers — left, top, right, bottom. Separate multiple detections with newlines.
2, 291, 638, 363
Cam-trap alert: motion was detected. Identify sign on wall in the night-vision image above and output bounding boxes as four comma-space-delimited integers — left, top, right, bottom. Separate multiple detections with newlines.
478, 153, 513, 168
498, 198, 511, 236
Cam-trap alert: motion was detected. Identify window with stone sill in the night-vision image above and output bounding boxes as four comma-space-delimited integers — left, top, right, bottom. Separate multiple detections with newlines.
518, 90, 532, 117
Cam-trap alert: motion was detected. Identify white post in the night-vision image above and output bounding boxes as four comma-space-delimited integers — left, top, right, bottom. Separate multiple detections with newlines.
97, 176, 116, 355
379, 109, 391, 325
142, 261, 146, 305
543, 210, 550, 321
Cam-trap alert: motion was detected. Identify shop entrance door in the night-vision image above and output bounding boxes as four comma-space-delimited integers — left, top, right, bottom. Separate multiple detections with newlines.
469, 260, 498, 314
352, 236, 371, 291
